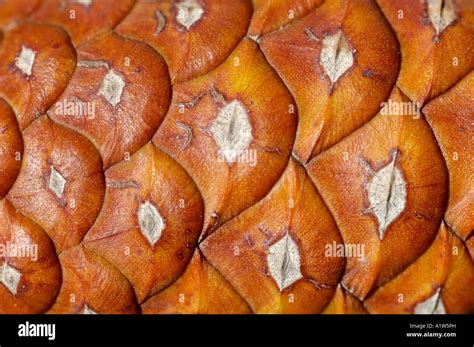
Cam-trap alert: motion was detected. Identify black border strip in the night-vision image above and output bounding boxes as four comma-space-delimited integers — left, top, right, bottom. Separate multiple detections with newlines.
0, 314, 472, 345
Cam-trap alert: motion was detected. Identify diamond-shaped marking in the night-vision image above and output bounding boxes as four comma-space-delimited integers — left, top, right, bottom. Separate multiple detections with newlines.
267, 231, 303, 291
175, 0, 204, 30
98, 69, 125, 107
362, 151, 407, 240
82, 304, 98, 314
427, 0, 457, 38
0, 263, 22, 295
414, 288, 446, 314
320, 30, 354, 86
210, 100, 253, 164
16, 45, 36, 77
49, 165, 66, 198
138, 201, 165, 247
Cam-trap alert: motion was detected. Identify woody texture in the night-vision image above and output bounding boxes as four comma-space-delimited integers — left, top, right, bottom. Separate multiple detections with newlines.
0, 0, 473, 314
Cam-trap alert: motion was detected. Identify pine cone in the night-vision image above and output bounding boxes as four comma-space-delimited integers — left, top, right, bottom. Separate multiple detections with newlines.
0, 0, 472, 314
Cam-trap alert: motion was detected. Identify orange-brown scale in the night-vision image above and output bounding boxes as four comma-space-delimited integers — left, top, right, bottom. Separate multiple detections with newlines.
248, 0, 324, 39
0, 98, 22, 198
48, 245, 140, 314
141, 250, 252, 314
307, 87, 448, 300
0, 199, 61, 314
423, 71, 474, 241
7, 116, 105, 254
32, 0, 135, 47
83, 143, 204, 303
260, 0, 400, 163
116, 0, 252, 84
154, 38, 297, 237
0, 22, 76, 130
200, 159, 345, 314
365, 223, 474, 314
377, 0, 474, 104
49, 31, 171, 168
